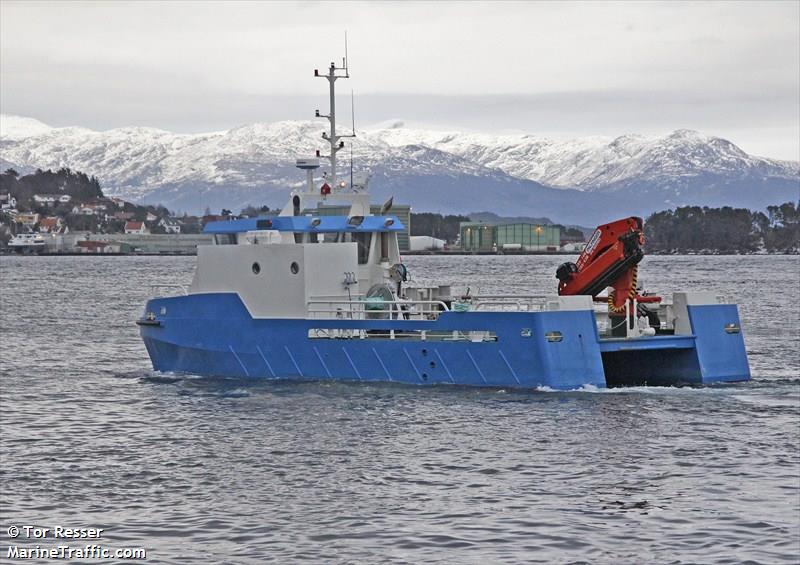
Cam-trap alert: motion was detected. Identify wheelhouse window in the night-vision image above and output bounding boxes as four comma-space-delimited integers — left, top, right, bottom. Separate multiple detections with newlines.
354, 232, 372, 264
214, 234, 236, 245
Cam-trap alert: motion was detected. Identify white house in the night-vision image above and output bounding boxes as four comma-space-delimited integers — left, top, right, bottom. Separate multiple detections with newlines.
0, 193, 17, 210
159, 218, 181, 234
85, 201, 108, 212
33, 194, 57, 205
124, 221, 150, 234
71, 206, 96, 216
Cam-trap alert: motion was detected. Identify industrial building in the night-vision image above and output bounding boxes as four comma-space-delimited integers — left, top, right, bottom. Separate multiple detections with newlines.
460, 222, 561, 252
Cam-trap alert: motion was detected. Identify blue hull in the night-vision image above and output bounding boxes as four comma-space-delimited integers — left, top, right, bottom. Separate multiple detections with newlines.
139, 293, 750, 390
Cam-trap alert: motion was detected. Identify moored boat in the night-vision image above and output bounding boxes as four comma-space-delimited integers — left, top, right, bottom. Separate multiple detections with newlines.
8, 233, 46, 254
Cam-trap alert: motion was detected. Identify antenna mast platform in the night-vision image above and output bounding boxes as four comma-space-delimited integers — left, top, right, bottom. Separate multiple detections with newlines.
314, 46, 355, 190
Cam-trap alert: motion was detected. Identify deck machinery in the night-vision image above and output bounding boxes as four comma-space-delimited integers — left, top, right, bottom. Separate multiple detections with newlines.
557, 217, 662, 337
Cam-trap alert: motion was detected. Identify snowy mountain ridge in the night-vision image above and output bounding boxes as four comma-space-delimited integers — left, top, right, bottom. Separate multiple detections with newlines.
1, 114, 797, 223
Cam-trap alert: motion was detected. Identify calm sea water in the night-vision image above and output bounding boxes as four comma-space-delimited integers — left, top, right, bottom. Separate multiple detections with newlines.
1, 254, 798, 564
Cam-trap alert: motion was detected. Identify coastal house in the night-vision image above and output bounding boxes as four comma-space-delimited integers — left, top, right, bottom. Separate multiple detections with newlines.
85, 200, 108, 212
114, 211, 135, 221
72, 202, 107, 216
146, 212, 158, 222
33, 194, 56, 206
72, 205, 95, 215
159, 217, 181, 234
124, 221, 149, 235
0, 193, 17, 210
15, 213, 39, 227
77, 240, 111, 253
110, 197, 127, 208
33, 194, 72, 206
38, 216, 67, 234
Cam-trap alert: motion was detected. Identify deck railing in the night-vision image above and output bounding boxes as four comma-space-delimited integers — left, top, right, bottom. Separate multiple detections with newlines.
307, 298, 450, 321
471, 294, 549, 312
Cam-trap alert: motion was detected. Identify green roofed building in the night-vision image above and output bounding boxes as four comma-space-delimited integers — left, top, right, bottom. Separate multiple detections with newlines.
460, 222, 560, 251
307, 203, 412, 251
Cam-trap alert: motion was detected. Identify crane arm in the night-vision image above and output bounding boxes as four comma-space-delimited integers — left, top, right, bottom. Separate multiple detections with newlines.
556, 217, 647, 312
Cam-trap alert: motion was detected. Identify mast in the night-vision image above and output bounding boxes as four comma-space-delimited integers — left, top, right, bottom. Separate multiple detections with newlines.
314, 53, 354, 190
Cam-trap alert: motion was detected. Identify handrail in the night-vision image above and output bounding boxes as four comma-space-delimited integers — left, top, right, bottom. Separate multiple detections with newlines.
472, 294, 548, 299
472, 300, 544, 312
308, 298, 450, 310
471, 294, 548, 312
307, 298, 450, 321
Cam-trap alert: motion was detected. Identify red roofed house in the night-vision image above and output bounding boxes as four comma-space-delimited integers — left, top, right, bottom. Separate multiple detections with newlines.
124, 221, 149, 234
76, 240, 111, 253
38, 216, 66, 234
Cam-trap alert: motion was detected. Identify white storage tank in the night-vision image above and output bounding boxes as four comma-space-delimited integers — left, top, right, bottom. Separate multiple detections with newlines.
410, 235, 445, 251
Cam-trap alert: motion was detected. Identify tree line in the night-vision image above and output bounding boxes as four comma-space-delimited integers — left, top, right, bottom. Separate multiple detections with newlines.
1, 167, 103, 204
645, 202, 799, 253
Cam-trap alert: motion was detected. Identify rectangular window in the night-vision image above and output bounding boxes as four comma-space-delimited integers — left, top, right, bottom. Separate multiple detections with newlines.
380, 232, 389, 261
214, 234, 236, 245
354, 232, 372, 264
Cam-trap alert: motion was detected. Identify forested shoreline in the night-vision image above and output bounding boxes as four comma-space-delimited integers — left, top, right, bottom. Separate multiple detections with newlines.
644, 202, 799, 254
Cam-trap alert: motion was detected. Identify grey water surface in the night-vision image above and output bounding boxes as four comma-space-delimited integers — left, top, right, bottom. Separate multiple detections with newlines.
1, 254, 798, 564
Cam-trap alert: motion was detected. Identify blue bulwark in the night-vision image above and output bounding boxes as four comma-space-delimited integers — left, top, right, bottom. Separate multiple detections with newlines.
204, 215, 405, 234
687, 304, 751, 384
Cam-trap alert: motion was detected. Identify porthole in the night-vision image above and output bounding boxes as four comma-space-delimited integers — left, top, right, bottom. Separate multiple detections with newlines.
252, 262, 261, 275
290, 262, 300, 274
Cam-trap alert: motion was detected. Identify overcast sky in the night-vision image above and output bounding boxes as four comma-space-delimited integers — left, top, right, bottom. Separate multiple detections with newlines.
1, 1, 798, 160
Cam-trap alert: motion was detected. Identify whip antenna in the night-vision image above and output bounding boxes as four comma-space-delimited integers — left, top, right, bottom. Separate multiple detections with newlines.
344, 31, 349, 77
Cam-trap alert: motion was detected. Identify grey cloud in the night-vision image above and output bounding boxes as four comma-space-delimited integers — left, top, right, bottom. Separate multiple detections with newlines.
1, 1, 797, 159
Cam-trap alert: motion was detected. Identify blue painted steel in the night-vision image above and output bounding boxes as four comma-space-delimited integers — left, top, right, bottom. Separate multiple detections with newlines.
204, 215, 405, 234
598, 335, 696, 352
139, 294, 751, 389
139, 292, 606, 390
598, 304, 750, 386
687, 304, 751, 384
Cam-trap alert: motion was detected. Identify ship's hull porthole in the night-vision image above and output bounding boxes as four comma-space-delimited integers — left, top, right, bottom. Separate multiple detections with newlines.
290, 262, 300, 274
252, 262, 261, 275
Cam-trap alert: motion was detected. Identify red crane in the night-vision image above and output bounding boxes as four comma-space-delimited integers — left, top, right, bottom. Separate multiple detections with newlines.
556, 217, 660, 321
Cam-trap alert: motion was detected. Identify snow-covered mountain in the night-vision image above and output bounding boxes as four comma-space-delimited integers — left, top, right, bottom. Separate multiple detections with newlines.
1, 114, 797, 225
